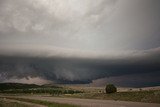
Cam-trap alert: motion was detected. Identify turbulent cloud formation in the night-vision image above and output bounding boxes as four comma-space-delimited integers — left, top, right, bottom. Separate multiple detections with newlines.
3, 76, 53, 85
91, 71, 160, 87
0, 48, 160, 86
0, 0, 160, 87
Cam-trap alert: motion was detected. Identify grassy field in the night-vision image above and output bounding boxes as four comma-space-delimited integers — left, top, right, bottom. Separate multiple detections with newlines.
1, 83, 160, 104
62, 90, 160, 103
3, 97, 78, 107
0, 98, 30, 107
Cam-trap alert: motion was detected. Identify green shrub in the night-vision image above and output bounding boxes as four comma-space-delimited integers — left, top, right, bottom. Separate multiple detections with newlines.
105, 84, 117, 93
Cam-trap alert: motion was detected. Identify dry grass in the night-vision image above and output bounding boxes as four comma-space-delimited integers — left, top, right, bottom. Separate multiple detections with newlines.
62, 90, 160, 104
3, 97, 79, 107
0, 98, 30, 107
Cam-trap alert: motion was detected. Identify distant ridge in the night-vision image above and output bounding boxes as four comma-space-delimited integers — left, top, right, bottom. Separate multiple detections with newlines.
0, 83, 60, 91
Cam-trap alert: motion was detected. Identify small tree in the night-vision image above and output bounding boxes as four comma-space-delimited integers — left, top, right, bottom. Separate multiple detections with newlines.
105, 84, 117, 93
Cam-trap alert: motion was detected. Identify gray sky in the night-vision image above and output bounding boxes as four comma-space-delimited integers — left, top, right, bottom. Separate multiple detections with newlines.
0, 0, 160, 87
0, 0, 160, 53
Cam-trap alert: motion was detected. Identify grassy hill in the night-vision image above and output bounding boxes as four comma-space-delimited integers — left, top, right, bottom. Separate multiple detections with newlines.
0, 83, 39, 91
0, 83, 82, 94
0, 83, 60, 91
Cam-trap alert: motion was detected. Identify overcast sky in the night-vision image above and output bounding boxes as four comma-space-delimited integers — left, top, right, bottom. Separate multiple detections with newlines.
0, 0, 160, 87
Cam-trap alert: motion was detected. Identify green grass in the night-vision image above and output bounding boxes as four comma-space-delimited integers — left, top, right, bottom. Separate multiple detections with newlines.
0, 84, 83, 95
6, 97, 78, 107
0, 83, 61, 91
63, 90, 160, 103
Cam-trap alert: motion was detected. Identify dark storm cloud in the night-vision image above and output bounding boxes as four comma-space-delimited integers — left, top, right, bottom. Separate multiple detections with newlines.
91, 71, 160, 87
0, 48, 160, 86
0, 0, 160, 87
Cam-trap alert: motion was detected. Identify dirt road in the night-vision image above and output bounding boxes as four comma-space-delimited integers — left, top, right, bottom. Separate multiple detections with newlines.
2, 95, 160, 107
0, 97, 46, 107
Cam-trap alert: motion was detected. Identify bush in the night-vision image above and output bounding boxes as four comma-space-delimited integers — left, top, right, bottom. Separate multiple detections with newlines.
105, 84, 117, 93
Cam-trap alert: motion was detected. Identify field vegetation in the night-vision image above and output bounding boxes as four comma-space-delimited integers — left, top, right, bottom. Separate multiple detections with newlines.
0, 83, 160, 104
3, 97, 78, 107
0, 98, 30, 107
63, 89, 160, 103
0, 83, 83, 95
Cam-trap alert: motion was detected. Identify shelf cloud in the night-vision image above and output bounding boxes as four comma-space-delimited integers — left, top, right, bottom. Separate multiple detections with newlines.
0, 0, 160, 87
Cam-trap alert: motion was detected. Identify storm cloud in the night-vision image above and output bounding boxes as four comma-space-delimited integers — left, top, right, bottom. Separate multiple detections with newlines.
0, 47, 160, 87
0, 0, 160, 87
